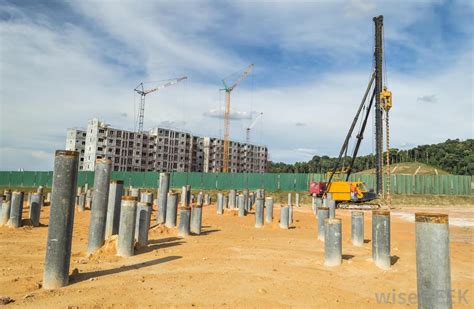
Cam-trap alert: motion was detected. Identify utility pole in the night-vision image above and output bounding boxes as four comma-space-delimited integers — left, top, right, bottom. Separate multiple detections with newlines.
374, 15, 384, 196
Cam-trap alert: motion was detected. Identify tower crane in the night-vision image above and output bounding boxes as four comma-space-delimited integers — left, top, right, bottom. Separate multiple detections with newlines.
245, 112, 263, 143
134, 76, 187, 132
221, 64, 253, 172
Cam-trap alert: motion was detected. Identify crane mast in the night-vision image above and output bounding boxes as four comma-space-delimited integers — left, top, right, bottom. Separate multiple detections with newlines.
134, 76, 187, 132
221, 64, 253, 173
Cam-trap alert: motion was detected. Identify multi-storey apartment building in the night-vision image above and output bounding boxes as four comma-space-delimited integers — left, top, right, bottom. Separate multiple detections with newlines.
65, 128, 87, 170
201, 138, 267, 173
66, 118, 267, 173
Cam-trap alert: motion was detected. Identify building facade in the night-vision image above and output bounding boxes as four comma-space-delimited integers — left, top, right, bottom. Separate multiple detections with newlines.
65, 128, 87, 170
66, 118, 267, 173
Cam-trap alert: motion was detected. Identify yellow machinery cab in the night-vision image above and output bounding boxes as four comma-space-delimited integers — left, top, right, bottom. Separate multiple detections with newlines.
327, 181, 374, 202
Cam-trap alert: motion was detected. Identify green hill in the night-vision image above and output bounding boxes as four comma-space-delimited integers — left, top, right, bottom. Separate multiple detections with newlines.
268, 139, 473, 175
354, 162, 451, 176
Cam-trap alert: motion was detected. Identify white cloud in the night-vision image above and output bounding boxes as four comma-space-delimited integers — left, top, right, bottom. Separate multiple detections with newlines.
69, 1, 244, 77
157, 120, 186, 129
204, 108, 253, 120
417, 94, 437, 103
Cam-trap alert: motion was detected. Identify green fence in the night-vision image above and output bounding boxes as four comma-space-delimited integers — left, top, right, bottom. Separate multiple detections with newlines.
347, 174, 473, 195
0, 171, 471, 195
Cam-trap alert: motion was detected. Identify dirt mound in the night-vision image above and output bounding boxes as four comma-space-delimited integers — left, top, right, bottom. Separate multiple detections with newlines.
149, 224, 175, 236
87, 236, 119, 261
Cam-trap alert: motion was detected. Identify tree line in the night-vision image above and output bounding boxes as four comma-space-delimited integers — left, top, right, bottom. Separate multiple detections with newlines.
268, 139, 473, 175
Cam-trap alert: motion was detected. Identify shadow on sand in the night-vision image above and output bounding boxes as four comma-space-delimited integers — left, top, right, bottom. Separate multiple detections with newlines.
137, 237, 185, 254
70, 255, 182, 284
199, 229, 220, 236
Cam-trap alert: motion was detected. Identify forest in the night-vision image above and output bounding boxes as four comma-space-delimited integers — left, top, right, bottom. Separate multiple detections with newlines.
268, 139, 473, 175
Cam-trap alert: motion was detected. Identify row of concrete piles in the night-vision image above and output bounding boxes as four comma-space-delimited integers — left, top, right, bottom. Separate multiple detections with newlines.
0, 186, 49, 228
312, 194, 452, 308
73, 170, 204, 253
214, 190, 303, 229
41, 151, 205, 290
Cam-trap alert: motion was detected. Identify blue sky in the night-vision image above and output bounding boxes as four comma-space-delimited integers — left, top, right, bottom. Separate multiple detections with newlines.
0, 0, 473, 170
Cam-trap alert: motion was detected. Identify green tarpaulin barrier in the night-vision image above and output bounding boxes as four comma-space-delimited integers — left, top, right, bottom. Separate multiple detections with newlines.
0, 171, 471, 195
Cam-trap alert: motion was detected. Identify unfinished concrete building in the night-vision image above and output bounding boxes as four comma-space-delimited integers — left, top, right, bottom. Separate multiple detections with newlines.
202, 138, 267, 173
66, 118, 267, 173
65, 128, 87, 170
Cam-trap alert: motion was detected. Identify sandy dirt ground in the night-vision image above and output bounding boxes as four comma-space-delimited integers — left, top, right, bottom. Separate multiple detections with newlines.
0, 200, 473, 308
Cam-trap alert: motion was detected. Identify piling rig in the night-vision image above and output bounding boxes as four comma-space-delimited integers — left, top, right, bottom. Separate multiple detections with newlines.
309, 15, 392, 209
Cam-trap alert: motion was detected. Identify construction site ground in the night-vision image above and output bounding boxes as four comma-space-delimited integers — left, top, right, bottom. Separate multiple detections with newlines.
1, 199, 473, 308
